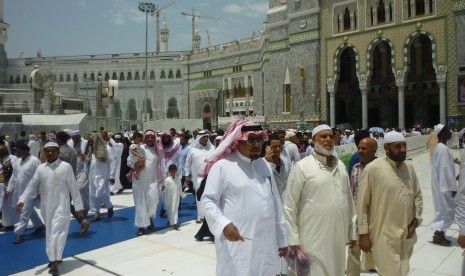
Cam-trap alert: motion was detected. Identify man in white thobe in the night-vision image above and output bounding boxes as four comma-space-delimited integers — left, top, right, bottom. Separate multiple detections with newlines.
1, 145, 19, 231
201, 120, 288, 276
428, 124, 457, 246
184, 130, 214, 222
284, 124, 356, 276
127, 130, 160, 236
185, 130, 215, 240
16, 142, 88, 275
88, 131, 114, 221
5, 142, 44, 244
71, 130, 90, 215
358, 131, 423, 276
456, 148, 465, 274
109, 134, 124, 195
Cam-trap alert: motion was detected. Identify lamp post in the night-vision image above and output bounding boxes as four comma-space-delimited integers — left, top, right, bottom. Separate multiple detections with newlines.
138, 2, 155, 123
97, 75, 103, 129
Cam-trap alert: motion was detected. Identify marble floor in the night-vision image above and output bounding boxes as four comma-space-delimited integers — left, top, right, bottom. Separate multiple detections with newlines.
10, 150, 465, 276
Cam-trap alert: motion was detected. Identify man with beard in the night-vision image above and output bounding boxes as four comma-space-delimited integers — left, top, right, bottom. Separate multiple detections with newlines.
201, 119, 288, 275
428, 124, 457, 246
357, 131, 423, 276
127, 130, 160, 236
284, 124, 356, 276
158, 131, 181, 218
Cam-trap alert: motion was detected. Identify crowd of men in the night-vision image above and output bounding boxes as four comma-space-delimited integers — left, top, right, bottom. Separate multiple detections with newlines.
0, 120, 464, 276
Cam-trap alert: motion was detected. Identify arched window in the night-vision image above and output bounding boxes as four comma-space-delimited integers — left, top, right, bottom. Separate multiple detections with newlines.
135, 72, 140, 80
377, 0, 386, 23
343, 8, 351, 31
73, 73, 78, 82
176, 70, 181, 78
142, 71, 146, 80
127, 72, 132, 81
83, 73, 88, 81
59, 74, 64, 82
66, 74, 71, 82
22, 75, 27, 83
15, 75, 20, 83
168, 70, 174, 79
9, 75, 14, 84
112, 72, 118, 80
105, 73, 109, 81
119, 72, 125, 81
90, 73, 95, 81
160, 70, 166, 79
150, 71, 155, 80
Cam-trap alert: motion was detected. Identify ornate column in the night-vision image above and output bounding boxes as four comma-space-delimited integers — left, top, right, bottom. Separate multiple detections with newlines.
327, 78, 336, 127
437, 72, 447, 125
395, 71, 406, 129
359, 77, 368, 129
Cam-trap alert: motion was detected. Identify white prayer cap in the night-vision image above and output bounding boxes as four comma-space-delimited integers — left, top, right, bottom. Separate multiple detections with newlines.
114, 134, 122, 139
434, 124, 444, 134
285, 131, 296, 139
63, 129, 72, 135
44, 142, 59, 149
383, 131, 406, 144
70, 130, 80, 136
312, 124, 332, 137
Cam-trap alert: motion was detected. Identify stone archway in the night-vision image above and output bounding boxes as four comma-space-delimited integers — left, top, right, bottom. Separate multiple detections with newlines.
334, 46, 362, 128
202, 104, 212, 130
404, 32, 439, 128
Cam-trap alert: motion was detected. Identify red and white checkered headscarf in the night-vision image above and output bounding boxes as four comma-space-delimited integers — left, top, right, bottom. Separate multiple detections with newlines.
198, 119, 267, 178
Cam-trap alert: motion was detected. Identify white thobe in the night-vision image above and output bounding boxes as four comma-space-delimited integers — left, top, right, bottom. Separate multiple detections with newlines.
7, 155, 43, 235
457, 149, 465, 275
127, 144, 159, 228
109, 139, 124, 193
428, 143, 456, 231
19, 159, 84, 262
185, 145, 214, 218
164, 175, 184, 225
88, 145, 114, 213
284, 141, 300, 165
284, 154, 356, 276
28, 140, 41, 158
1, 154, 19, 227
269, 153, 292, 200
202, 151, 288, 276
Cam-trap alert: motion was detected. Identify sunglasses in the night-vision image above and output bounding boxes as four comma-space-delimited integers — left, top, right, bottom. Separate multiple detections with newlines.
246, 137, 265, 145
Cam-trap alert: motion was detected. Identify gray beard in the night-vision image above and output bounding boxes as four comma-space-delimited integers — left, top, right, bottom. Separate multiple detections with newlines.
314, 143, 333, 157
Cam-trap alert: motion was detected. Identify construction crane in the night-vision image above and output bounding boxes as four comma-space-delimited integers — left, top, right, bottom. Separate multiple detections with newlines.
181, 9, 219, 50
151, 1, 175, 54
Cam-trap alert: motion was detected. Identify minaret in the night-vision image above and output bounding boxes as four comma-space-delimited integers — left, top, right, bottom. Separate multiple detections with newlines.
192, 26, 201, 52
160, 17, 169, 52
0, 0, 10, 84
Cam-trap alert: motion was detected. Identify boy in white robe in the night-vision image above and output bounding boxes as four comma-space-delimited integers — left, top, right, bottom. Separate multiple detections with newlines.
163, 164, 185, 230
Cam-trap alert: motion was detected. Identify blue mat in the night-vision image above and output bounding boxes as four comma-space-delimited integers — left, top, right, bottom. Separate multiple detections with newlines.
0, 194, 198, 276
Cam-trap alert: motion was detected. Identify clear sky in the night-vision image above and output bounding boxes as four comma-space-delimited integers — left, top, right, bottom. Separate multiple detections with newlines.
4, 0, 268, 58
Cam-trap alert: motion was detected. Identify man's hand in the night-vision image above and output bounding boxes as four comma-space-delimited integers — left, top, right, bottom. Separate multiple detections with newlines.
16, 202, 24, 213
407, 218, 418, 239
223, 223, 244, 242
347, 240, 357, 248
264, 149, 280, 166
278, 246, 288, 257
359, 234, 372, 252
109, 179, 115, 185
458, 235, 465, 249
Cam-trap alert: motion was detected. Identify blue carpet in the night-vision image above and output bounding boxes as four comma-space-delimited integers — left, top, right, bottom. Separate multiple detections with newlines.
0, 194, 198, 276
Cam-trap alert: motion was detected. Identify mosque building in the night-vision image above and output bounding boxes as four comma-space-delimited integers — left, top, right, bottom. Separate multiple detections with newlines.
1, 0, 464, 131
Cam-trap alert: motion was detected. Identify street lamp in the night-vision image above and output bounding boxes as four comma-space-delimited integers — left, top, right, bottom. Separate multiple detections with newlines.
97, 75, 103, 129
138, 2, 155, 123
